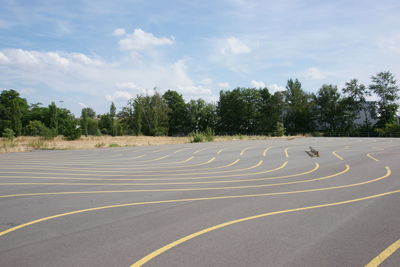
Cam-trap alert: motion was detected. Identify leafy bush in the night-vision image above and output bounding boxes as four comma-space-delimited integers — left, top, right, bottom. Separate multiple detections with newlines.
204, 127, 215, 141
273, 122, 285, 136
24, 120, 57, 140
375, 123, 400, 136
2, 128, 15, 140
188, 128, 215, 143
95, 142, 105, 148
63, 119, 81, 140
189, 131, 205, 143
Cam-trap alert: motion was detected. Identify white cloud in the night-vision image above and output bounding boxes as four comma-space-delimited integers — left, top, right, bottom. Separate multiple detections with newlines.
0, 48, 216, 114
250, 80, 266, 88
221, 37, 251, 54
79, 102, 88, 108
218, 82, 230, 88
303, 67, 327, 80
105, 91, 135, 102
113, 28, 126, 37
0, 52, 9, 63
118, 28, 175, 51
268, 83, 285, 93
377, 34, 400, 54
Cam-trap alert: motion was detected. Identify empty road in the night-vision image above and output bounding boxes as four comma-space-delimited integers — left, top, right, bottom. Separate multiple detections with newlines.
0, 137, 399, 266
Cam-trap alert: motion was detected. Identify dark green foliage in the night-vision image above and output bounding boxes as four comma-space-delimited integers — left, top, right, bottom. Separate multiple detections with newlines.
369, 71, 399, 127
2, 128, 15, 140
284, 79, 314, 133
63, 118, 81, 140
163, 90, 188, 135
24, 120, 57, 139
0, 90, 28, 136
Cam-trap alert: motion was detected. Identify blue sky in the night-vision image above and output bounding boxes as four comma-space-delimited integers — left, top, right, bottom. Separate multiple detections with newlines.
1, 0, 399, 115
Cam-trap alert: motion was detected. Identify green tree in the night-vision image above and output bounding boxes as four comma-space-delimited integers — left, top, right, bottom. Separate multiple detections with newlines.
163, 90, 188, 135
284, 79, 314, 133
48, 102, 58, 131
218, 88, 262, 134
314, 85, 344, 132
342, 79, 372, 128
0, 90, 28, 136
187, 99, 217, 133
369, 71, 399, 127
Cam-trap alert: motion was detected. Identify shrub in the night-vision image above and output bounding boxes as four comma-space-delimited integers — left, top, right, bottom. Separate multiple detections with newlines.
24, 120, 57, 140
274, 122, 285, 137
95, 142, 105, 148
2, 128, 15, 140
189, 131, 205, 143
204, 127, 215, 141
64, 120, 81, 141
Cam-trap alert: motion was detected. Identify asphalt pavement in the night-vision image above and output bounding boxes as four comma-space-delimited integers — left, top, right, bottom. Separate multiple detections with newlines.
0, 137, 399, 266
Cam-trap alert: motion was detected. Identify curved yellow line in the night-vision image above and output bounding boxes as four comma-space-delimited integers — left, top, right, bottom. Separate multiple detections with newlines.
130, 177, 395, 266
0, 161, 288, 184
0, 163, 319, 198
0, 159, 257, 179
0, 167, 390, 238
284, 147, 289, 158
365, 239, 400, 267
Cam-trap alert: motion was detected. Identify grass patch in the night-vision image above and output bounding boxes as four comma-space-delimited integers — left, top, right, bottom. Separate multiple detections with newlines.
109, 143, 120, 147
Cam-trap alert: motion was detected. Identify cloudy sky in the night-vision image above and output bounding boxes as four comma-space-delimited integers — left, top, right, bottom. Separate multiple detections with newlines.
1, 0, 399, 115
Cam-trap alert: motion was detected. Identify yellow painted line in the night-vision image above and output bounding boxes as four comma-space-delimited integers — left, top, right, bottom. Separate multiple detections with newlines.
240, 147, 251, 156
193, 148, 207, 154
332, 151, 344, 161
0, 166, 391, 238
0, 159, 259, 180
130, 179, 396, 267
217, 148, 224, 155
152, 148, 169, 153
0, 160, 287, 184
284, 147, 289, 158
134, 155, 169, 163
0, 163, 319, 198
262, 147, 271, 157
365, 239, 400, 267
174, 148, 188, 154
367, 153, 379, 162
0, 156, 214, 172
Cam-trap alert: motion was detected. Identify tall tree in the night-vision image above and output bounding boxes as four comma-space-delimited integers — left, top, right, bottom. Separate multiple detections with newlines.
0, 89, 28, 136
369, 71, 399, 127
48, 102, 58, 131
163, 90, 188, 135
342, 79, 372, 128
284, 78, 314, 133
314, 85, 344, 132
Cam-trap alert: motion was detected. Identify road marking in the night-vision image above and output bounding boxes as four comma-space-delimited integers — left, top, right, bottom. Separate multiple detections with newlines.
284, 148, 289, 158
0, 161, 288, 185
0, 156, 216, 171
193, 148, 207, 154
366, 153, 380, 162
0, 167, 391, 238
0, 159, 254, 179
332, 151, 344, 161
365, 239, 400, 267
240, 147, 251, 156
0, 163, 320, 198
217, 148, 224, 155
262, 147, 271, 157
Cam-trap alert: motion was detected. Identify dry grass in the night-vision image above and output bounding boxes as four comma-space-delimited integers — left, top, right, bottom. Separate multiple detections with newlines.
0, 135, 302, 153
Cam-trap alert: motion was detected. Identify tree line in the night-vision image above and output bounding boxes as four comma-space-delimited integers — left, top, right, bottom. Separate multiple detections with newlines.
1, 71, 399, 140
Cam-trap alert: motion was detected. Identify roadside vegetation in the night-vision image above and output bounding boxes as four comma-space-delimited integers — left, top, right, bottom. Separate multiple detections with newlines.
0, 71, 399, 152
